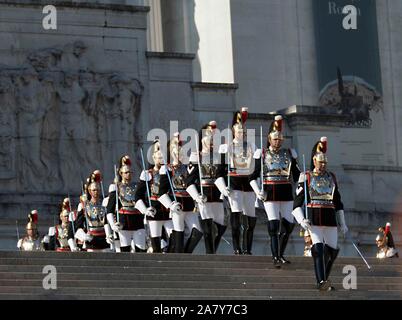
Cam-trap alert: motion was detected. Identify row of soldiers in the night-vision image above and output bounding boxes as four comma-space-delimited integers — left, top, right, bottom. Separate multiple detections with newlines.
18, 107, 350, 291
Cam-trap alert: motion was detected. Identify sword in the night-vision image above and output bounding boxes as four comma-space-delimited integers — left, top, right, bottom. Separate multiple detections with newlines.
195, 134, 204, 196
100, 181, 105, 200
15, 220, 19, 242
346, 233, 372, 270
302, 154, 308, 220
140, 148, 152, 207
111, 164, 120, 250
81, 180, 90, 248
227, 124, 231, 189
68, 192, 75, 235
160, 151, 177, 202
260, 126, 264, 192
114, 165, 120, 224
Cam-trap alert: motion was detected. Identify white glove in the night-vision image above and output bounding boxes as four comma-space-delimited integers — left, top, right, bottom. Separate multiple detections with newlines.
158, 193, 182, 214
48, 226, 56, 237
135, 199, 148, 215
224, 187, 232, 198
301, 219, 312, 231
111, 223, 122, 233
292, 207, 311, 230
215, 177, 231, 198
170, 201, 183, 214
146, 207, 157, 218
336, 210, 348, 235
106, 213, 122, 233
68, 211, 76, 222
186, 184, 206, 205
256, 191, 266, 201
196, 194, 207, 205
106, 235, 114, 245
84, 233, 93, 242
68, 238, 80, 252
250, 180, 265, 201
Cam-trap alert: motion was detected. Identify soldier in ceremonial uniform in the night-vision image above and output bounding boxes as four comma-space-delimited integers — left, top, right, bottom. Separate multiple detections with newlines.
376, 222, 399, 259
17, 210, 44, 251
220, 107, 259, 255
134, 140, 174, 253
69, 170, 111, 251
292, 137, 348, 291
158, 132, 203, 253
47, 198, 76, 252
250, 115, 300, 266
106, 155, 147, 253
186, 121, 228, 254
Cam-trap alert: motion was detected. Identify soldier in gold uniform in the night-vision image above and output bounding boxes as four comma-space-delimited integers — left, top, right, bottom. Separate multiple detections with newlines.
17, 210, 44, 251
218, 107, 259, 255
158, 132, 203, 253
69, 170, 110, 251
250, 115, 300, 266
292, 137, 348, 291
47, 198, 76, 252
134, 140, 174, 253
107, 155, 147, 253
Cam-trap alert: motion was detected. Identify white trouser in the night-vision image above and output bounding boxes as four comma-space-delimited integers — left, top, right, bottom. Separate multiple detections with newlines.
118, 229, 146, 250
263, 201, 294, 223
310, 226, 338, 249
199, 202, 225, 225
172, 211, 202, 232
228, 190, 256, 217
148, 220, 174, 238
86, 248, 112, 252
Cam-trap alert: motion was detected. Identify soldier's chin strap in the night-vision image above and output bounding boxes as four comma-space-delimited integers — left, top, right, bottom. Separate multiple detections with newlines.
345, 232, 372, 270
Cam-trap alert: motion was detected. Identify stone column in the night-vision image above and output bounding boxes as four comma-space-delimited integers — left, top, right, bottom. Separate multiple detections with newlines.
142, 0, 164, 52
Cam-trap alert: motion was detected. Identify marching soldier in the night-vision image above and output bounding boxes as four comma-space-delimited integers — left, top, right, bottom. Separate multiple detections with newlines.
69, 170, 111, 252
106, 155, 147, 253
250, 115, 300, 266
17, 210, 44, 251
134, 140, 174, 253
219, 107, 259, 255
186, 121, 228, 254
158, 132, 203, 253
47, 198, 76, 252
292, 137, 348, 291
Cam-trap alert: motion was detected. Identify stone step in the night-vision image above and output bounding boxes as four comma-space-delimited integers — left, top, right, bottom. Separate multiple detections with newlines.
0, 251, 393, 266
0, 250, 399, 300
2, 271, 399, 283
0, 256, 396, 270
0, 285, 395, 298
1, 292, 389, 300
0, 279, 401, 291
1, 254, 396, 272
0, 265, 394, 278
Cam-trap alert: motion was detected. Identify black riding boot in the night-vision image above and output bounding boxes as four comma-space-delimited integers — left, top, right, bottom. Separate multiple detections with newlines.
172, 230, 185, 253
325, 244, 339, 288
150, 237, 162, 253
243, 216, 257, 255
268, 220, 281, 268
200, 218, 215, 254
120, 246, 131, 253
214, 222, 227, 252
311, 243, 332, 291
184, 228, 203, 253
134, 245, 147, 253
231, 212, 242, 254
279, 218, 295, 264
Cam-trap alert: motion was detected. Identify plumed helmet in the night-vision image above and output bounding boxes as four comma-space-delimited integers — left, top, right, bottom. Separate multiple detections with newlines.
311, 137, 328, 170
